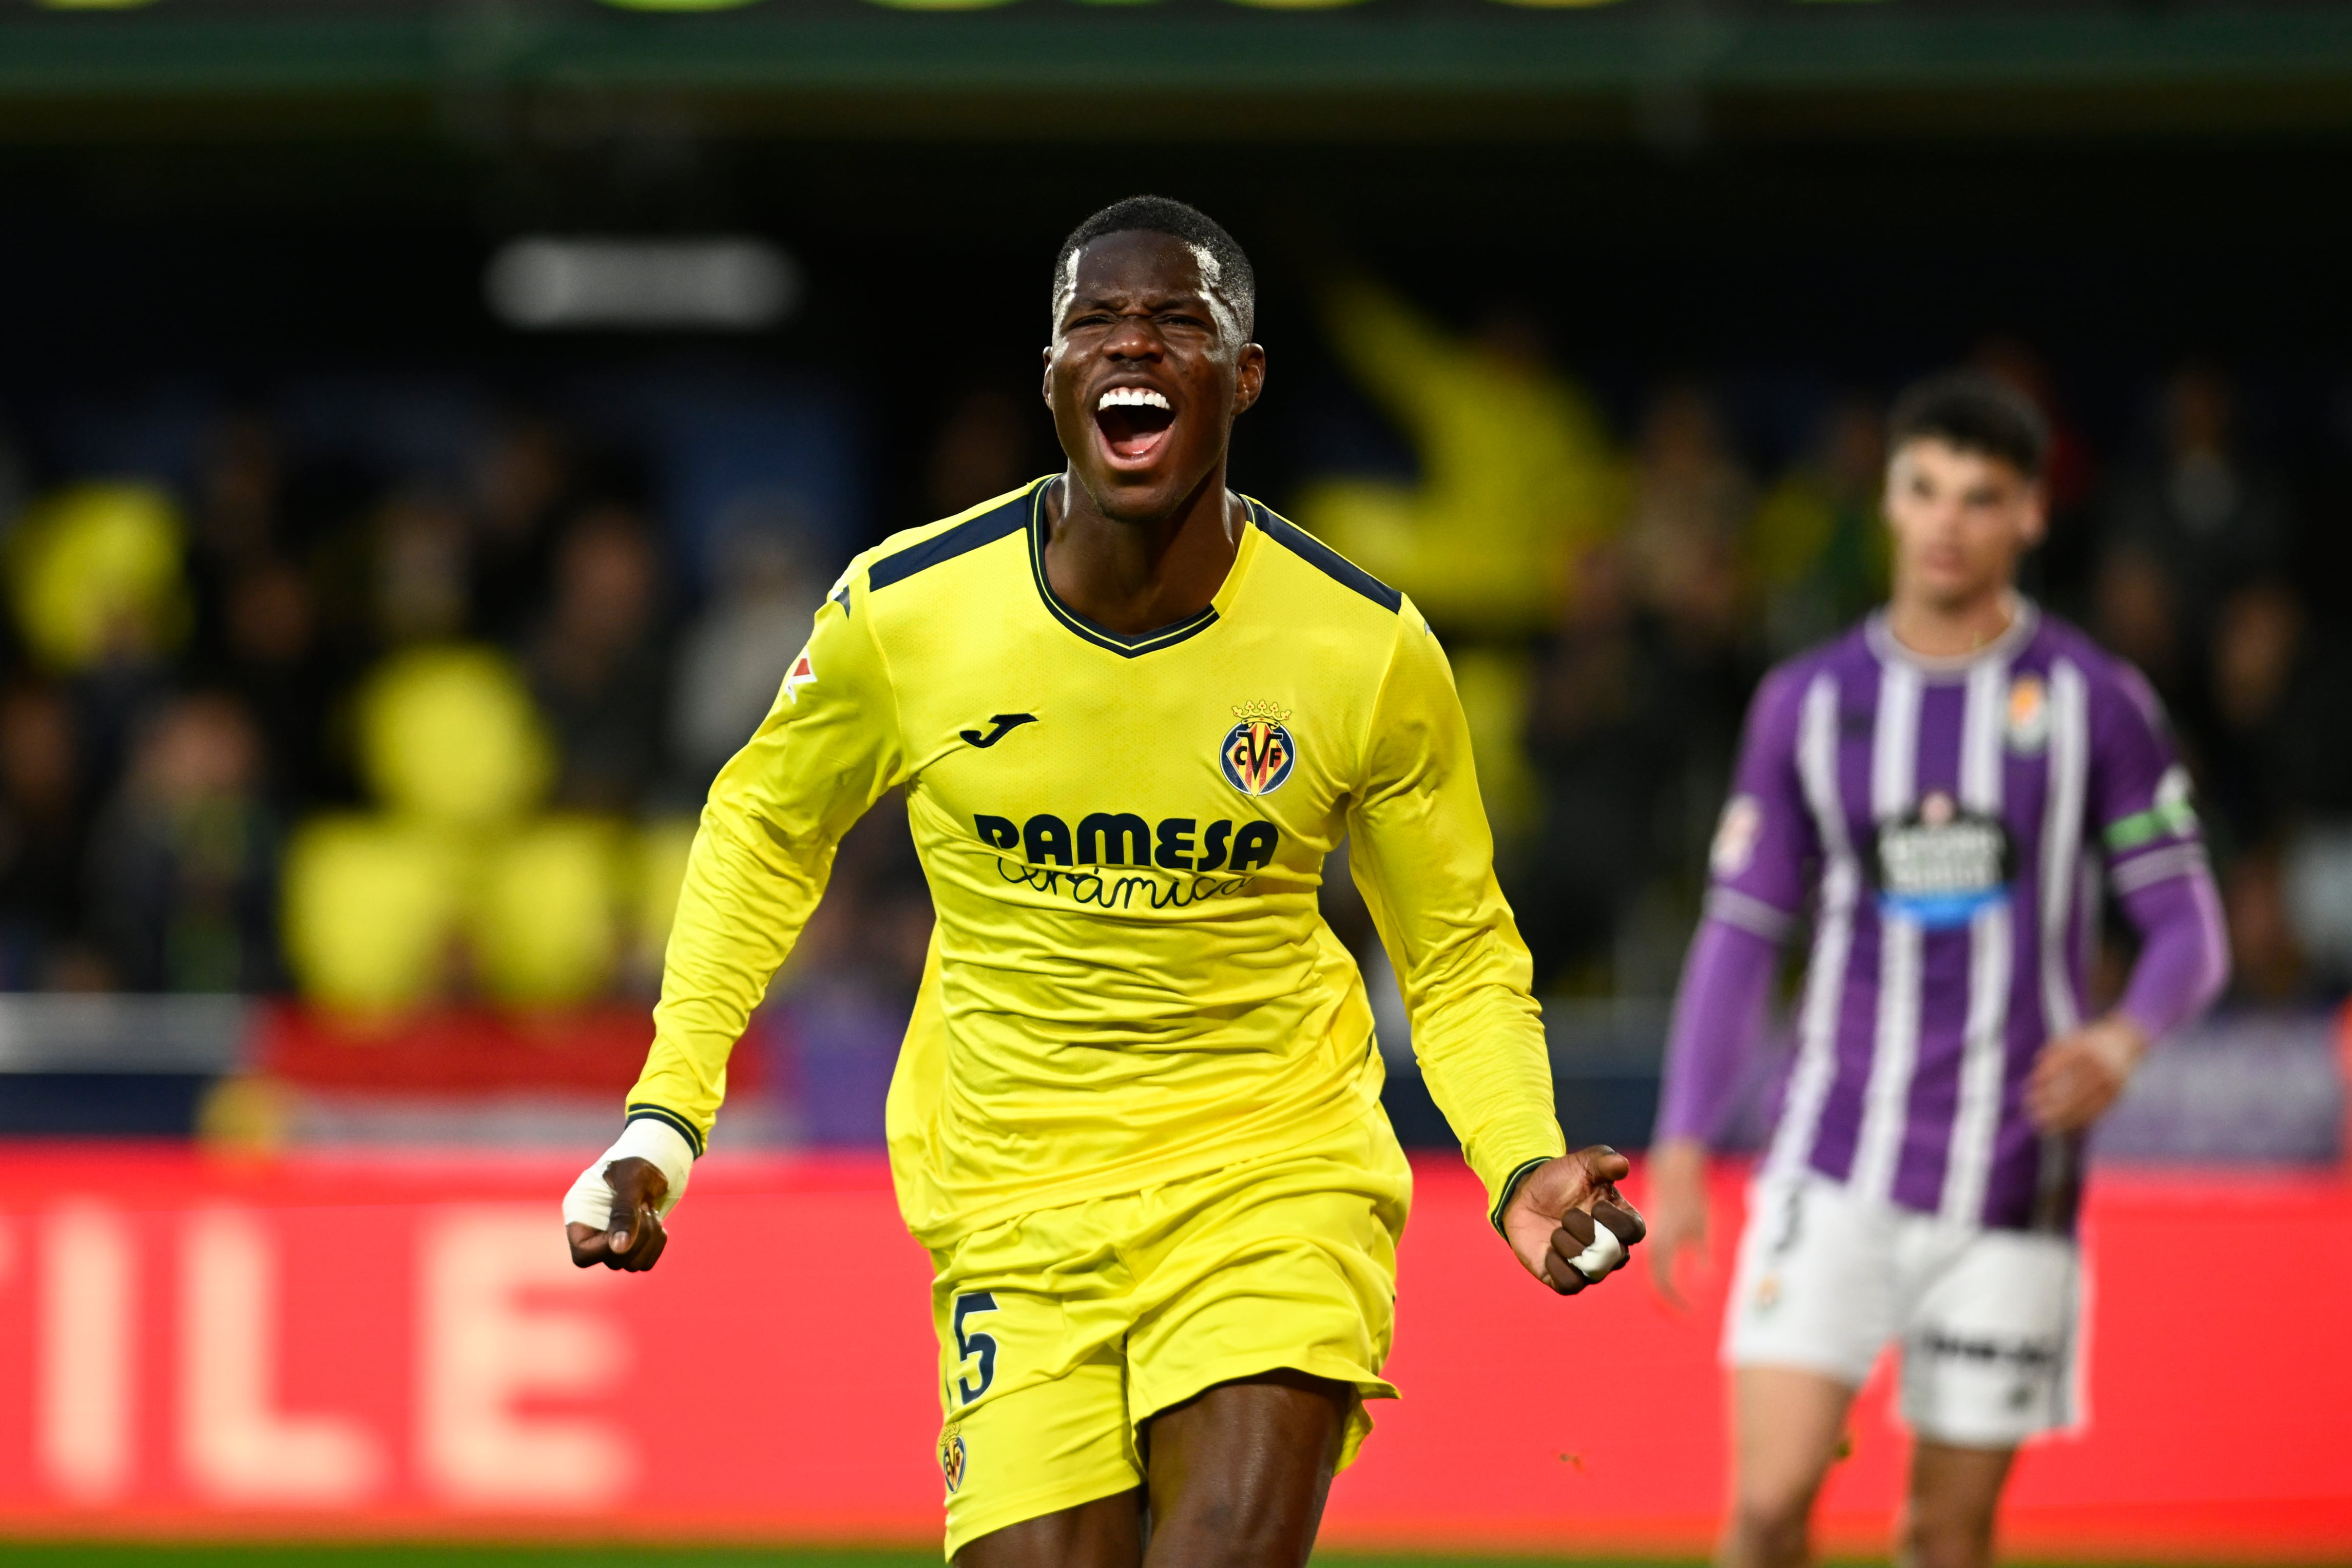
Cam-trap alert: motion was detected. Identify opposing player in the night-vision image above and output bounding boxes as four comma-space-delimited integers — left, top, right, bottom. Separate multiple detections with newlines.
1646, 372, 2229, 1568
561, 196, 1645, 1565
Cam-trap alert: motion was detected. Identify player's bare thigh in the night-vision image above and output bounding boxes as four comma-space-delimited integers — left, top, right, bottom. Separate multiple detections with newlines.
952, 1488, 1144, 1568
952, 1369, 1350, 1568
1725, 1371, 2015, 1568
1899, 1440, 2015, 1568
1722, 1365, 1856, 1568
1145, 1368, 1351, 1566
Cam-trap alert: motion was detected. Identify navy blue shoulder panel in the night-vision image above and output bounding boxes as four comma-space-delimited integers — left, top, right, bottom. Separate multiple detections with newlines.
867, 490, 1034, 593
1252, 508, 1404, 613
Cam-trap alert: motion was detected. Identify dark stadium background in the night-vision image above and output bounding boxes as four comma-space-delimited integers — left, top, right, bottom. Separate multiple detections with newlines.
0, 0, 2345, 1558
8, 135, 2350, 1145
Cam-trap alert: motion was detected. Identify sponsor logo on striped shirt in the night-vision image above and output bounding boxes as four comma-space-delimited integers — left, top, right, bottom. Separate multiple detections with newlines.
1871, 789, 2017, 929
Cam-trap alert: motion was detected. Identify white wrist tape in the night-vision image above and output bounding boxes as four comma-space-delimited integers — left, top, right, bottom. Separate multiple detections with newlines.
1567, 1219, 1629, 1282
561, 1117, 697, 1231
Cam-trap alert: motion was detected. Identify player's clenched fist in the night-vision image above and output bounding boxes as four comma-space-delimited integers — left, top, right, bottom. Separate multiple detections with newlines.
562, 1117, 698, 1271
1500, 1145, 1648, 1295
564, 1152, 677, 1279
565, 1155, 671, 1272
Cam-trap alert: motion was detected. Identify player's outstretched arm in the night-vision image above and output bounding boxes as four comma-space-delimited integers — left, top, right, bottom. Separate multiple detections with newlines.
1499, 1146, 1647, 1295
2030, 670, 2229, 1134
1646, 668, 1814, 1304
1642, 1135, 1710, 1308
559, 552, 909, 1260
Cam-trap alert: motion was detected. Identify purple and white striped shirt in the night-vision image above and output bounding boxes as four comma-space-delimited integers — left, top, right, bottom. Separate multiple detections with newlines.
1658, 603, 2229, 1231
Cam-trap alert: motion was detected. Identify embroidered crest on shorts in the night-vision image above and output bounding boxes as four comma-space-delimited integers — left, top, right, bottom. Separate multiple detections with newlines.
937, 1420, 968, 1494
1221, 701, 1296, 797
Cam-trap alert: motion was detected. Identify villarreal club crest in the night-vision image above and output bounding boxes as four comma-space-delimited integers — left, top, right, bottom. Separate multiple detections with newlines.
1221, 702, 1297, 797
938, 1421, 968, 1494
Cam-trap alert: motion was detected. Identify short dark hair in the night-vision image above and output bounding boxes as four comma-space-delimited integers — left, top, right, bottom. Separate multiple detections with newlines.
1887, 370, 2050, 480
1050, 196, 1256, 339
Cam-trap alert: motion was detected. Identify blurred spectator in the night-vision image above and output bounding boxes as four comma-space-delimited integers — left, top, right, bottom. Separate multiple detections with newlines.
2099, 363, 2292, 641
1749, 396, 1886, 656
527, 507, 668, 814
2180, 577, 2352, 861
1517, 542, 1662, 990
374, 492, 472, 647
1516, 384, 1760, 995
0, 423, 25, 530
9, 483, 194, 674
1624, 383, 1752, 632
782, 892, 933, 1145
84, 693, 281, 993
2224, 849, 2305, 1005
1973, 337, 2097, 608
285, 646, 555, 1013
770, 792, 933, 1144
1297, 278, 1632, 856
470, 418, 574, 643
215, 557, 335, 808
14, 345, 2352, 1052
671, 516, 822, 792
2277, 627, 2352, 823
2201, 582, 2304, 849
187, 415, 283, 671
2286, 827, 2352, 990
2306, 379, 2352, 592
9, 482, 191, 796
2091, 546, 2185, 705
1631, 388, 1756, 878
0, 683, 92, 988
1296, 278, 1624, 636
197, 414, 280, 566
357, 644, 551, 829
1974, 337, 2096, 518
927, 388, 1040, 519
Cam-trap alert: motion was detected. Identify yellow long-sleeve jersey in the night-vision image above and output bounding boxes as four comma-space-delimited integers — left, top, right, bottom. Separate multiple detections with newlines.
627, 479, 1565, 1249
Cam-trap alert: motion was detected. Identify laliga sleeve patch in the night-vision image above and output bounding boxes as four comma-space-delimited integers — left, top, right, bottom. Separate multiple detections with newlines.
1711, 795, 1764, 879
783, 647, 817, 704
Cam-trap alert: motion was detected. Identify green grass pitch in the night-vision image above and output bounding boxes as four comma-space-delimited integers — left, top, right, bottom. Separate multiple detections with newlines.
0, 1548, 2268, 1568
0, 1549, 1696, 1568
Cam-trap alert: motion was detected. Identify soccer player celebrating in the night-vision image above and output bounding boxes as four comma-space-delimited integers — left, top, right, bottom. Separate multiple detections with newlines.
561, 196, 1644, 1565
1647, 372, 2229, 1568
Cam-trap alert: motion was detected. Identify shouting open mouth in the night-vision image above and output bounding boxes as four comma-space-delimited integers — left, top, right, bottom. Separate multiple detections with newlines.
1094, 385, 1175, 465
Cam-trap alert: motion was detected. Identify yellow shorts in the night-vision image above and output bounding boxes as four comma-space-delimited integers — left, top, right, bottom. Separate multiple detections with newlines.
928, 1111, 1413, 1558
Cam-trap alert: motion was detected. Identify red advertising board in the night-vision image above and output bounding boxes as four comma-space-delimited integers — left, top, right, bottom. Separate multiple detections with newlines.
0, 1147, 2343, 1558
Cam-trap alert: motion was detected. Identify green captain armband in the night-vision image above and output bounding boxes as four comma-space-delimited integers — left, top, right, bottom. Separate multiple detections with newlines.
2106, 765, 2200, 854
2104, 798, 2197, 854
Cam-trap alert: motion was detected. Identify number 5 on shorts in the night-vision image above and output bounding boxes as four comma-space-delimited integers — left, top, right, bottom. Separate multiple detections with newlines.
953, 1292, 999, 1405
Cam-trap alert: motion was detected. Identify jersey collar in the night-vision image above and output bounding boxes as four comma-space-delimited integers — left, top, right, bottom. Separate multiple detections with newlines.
1026, 478, 1261, 659
1865, 595, 2039, 679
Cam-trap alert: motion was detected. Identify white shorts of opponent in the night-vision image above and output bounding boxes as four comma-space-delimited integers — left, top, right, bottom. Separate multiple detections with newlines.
1724, 1172, 2084, 1449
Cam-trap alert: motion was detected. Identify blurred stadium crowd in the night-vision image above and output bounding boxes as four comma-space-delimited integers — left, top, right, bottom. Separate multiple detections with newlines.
0, 272, 2345, 1147
1290, 280, 2352, 1023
